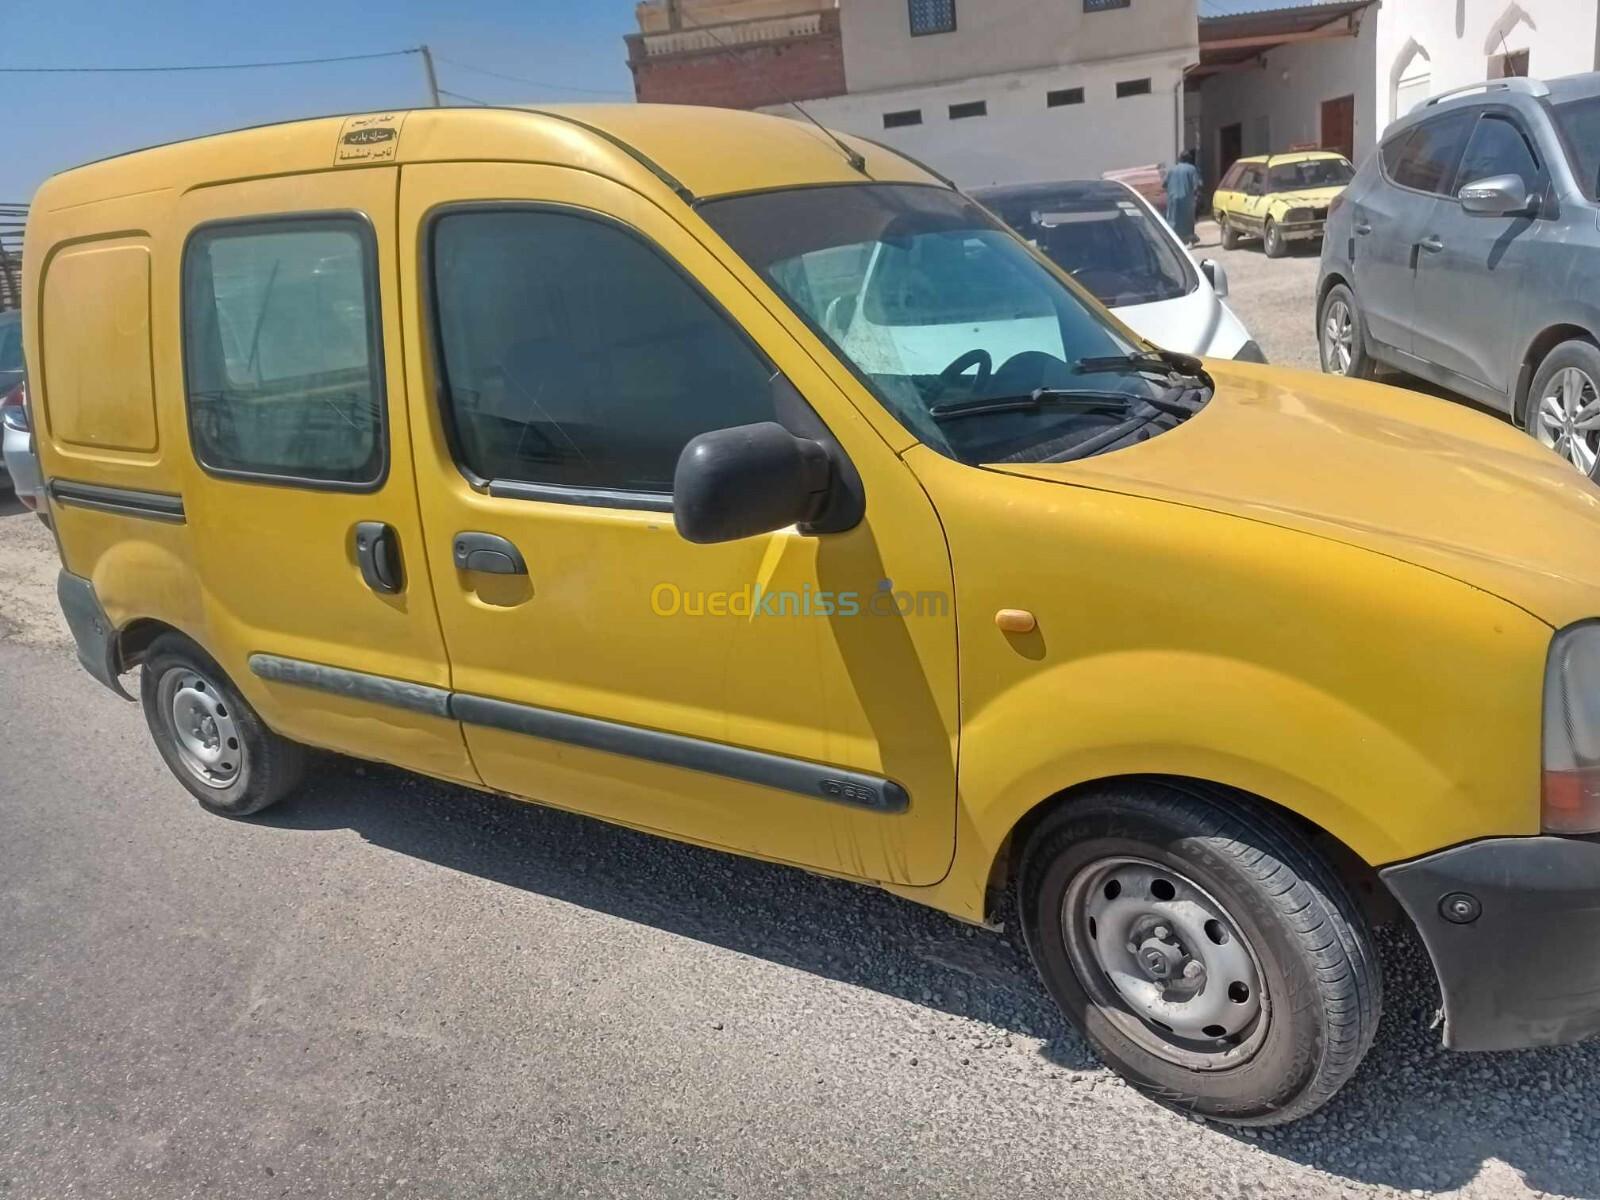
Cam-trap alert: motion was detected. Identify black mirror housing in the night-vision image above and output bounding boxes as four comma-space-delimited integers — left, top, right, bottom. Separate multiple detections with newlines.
674, 422, 834, 544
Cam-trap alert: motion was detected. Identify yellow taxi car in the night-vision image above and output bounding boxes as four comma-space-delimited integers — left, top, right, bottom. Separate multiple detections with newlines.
22, 106, 1600, 1127
1211, 150, 1355, 257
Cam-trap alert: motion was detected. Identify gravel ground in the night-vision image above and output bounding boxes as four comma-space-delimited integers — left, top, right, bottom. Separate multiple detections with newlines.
1, 324, 1596, 1197
1191, 218, 1324, 370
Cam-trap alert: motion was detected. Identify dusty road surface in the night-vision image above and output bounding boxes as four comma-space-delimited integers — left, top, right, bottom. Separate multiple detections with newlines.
1, 426, 1596, 1196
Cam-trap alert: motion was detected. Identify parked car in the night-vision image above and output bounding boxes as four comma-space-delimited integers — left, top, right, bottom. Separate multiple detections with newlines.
1319, 73, 1600, 479
25, 104, 1600, 1128
975, 179, 1263, 361
2, 376, 44, 516
1213, 151, 1355, 257
0, 309, 20, 491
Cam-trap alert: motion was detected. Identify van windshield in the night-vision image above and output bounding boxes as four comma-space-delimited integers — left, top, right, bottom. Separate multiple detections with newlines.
1267, 158, 1353, 191
700, 183, 1204, 466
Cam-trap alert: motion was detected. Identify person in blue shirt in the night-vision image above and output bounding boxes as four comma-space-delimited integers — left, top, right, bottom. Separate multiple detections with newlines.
1163, 149, 1202, 247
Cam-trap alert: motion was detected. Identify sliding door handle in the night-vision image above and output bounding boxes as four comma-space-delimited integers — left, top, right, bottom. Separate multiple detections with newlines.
354, 521, 404, 595
453, 531, 527, 575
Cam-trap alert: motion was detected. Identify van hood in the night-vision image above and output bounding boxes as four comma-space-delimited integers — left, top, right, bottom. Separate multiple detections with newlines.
1271, 186, 1345, 209
991, 362, 1600, 628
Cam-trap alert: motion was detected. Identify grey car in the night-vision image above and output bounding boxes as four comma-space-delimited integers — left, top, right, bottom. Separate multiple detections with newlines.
1318, 73, 1600, 477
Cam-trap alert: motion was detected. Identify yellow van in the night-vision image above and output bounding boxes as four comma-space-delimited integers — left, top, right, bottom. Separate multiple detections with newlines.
24, 106, 1600, 1127
1211, 150, 1354, 257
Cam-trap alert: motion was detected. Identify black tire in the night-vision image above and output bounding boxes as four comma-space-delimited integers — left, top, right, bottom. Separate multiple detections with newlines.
1263, 218, 1286, 258
1218, 214, 1239, 250
1524, 337, 1600, 479
1018, 782, 1381, 1126
1317, 282, 1375, 380
140, 633, 307, 817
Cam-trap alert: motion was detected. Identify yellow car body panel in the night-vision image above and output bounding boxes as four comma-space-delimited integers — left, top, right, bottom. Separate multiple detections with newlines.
23, 108, 1600, 934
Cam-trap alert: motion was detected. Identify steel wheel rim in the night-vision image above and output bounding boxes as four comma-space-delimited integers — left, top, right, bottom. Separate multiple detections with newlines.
1062, 855, 1269, 1070
1535, 366, 1600, 477
1322, 299, 1354, 374
1265, 223, 1279, 254
158, 667, 243, 789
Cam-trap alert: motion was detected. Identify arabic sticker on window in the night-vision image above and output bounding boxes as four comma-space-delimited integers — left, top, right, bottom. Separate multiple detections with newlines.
334, 113, 405, 165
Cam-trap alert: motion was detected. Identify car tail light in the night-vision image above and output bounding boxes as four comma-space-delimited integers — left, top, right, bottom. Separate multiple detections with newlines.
1543, 623, 1600, 833
0, 380, 26, 433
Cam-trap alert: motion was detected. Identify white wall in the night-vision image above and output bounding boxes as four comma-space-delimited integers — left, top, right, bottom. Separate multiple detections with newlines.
785, 49, 1193, 187
1197, 10, 1378, 182
1373, 0, 1600, 136
841, 0, 1197, 93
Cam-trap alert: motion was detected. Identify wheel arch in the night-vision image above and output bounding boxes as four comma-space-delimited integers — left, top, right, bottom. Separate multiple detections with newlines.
983, 773, 1397, 932
1512, 323, 1598, 426
115, 616, 191, 673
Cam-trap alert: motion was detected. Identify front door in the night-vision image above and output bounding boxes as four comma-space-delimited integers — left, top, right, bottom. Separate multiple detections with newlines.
1410, 110, 1544, 397
174, 167, 474, 784
397, 162, 959, 886
1219, 124, 1242, 180
1321, 96, 1355, 162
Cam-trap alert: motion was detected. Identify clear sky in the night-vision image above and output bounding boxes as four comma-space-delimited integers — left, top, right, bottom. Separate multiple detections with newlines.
4, 0, 641, 201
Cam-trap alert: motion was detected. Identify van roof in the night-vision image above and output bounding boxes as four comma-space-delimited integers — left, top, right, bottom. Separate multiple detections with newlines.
1233, 151, 1349, 167
32, 104, 947, 213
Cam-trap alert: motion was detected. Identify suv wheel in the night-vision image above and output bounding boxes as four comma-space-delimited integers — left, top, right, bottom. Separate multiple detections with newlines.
1318, 283, 1373, 379
1263, 218, 1286, 258
140, 633, 308, 817
1018, 782, 1381, 1126
1526, 339, 1600, 478
1219, 214, 1239, 250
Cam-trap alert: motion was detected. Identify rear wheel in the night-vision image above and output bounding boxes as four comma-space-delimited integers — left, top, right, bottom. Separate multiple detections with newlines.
1525, 338, 1600, 478
1218, 214, 1239, 250
1018, 783, 1381, 1126
1263, 218, 1286, 258
1318, 283, 1374, 379
140, 634, 308, 817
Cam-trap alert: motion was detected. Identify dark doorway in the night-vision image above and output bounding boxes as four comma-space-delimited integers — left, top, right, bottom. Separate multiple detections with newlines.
1321, 94, 1355, 161
1218, 122, 1243, 178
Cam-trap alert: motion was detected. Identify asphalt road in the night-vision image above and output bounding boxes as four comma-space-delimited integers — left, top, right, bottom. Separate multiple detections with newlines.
1, 266, 1594, 1198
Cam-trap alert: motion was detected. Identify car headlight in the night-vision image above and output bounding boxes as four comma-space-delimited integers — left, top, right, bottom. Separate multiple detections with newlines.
1285, 207, 1311, 223
1543, 622, 1600, 832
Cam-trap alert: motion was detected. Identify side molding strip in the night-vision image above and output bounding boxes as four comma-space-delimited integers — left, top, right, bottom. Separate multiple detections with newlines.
450, 693, 910, 813
247, 653, 907, 813
51, 480, 186, 523
248, 654, 452, 718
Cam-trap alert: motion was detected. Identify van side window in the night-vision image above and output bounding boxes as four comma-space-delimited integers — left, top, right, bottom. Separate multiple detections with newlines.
429, 209, 778, 498
182, 218, 384, 487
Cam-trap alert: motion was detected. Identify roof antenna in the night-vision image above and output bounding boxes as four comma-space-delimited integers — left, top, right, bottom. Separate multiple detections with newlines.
670, 9, 869, 175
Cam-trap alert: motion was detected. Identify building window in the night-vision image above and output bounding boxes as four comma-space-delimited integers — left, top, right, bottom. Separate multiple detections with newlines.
949, 100, 987, 120
883, 109, 923, 129
1047, 87, 1084, 108
1116, 77, 1152, 98
1084, 0, 1131, 10
908, 0, 956, 37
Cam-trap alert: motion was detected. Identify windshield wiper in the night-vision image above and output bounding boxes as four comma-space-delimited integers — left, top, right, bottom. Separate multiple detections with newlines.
928, 386, 1196, 423
1075, 349, 1208, 382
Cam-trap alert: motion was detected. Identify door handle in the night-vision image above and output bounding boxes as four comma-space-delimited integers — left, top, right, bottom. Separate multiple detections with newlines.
1353, 221, 1372, 235
1418, 235, 1444, 253
453, 531, 527, 576
354, 521, 404, 595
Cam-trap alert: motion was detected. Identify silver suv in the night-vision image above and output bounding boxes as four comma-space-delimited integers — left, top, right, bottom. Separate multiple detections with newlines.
1318, 73, 1600, 477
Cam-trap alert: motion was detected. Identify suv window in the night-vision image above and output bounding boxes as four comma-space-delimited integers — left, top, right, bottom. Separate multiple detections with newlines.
429, 208, 778, 497
1453, 113, 1540, 193
1550, 94, 1600, 199
182, 218, 384, 487
1385, 111, 1476, 194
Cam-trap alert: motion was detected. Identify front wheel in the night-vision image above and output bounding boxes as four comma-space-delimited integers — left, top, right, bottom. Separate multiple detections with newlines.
1263, 218, 1286, 258
1318, 283, 1373, 379
1525, 338, 1600, 478
1018, 783, 1381, 1126
140, 633, 308, 817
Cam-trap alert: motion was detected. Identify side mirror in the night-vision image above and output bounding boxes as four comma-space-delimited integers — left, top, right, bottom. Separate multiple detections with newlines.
1199, 257, 1229, 297
1459, 173, 1533, 217
673, 422, 834, 545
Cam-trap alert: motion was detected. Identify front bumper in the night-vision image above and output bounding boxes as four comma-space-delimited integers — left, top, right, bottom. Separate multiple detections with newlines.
1277, 220, 1326, 241
1382, 836, 1600, 1051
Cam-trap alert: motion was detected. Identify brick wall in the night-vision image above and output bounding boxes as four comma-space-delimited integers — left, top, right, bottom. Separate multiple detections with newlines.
626, 9, 846, 108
